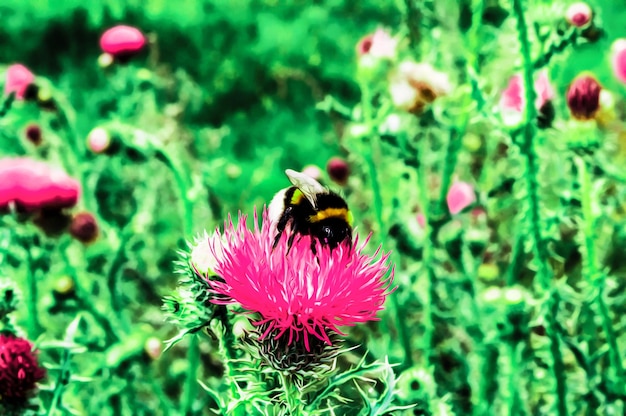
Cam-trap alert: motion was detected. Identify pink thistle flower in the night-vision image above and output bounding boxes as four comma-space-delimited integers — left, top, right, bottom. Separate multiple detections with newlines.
4, 64, 35, 100
0, 158, 80, 212
565, 2, 592, 28
99, 25, 146, 59
499, 74, 524, 113
205, 211, 394, 351
611, 39, 626, 84
499, 71, 555, 126
0, 335, 46, 403
356, 28, 397, 59
447, 181, 476, 215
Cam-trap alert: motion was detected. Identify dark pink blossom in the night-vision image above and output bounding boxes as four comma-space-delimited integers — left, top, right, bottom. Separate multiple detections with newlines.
205, 211, 394, 351
99, 25, 146, 57
0, 335, 46, 402
0, 158, 80, 212
4, 64, 34, 100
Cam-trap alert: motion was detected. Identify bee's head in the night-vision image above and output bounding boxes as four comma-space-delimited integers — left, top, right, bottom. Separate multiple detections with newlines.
313, 218, 352, 249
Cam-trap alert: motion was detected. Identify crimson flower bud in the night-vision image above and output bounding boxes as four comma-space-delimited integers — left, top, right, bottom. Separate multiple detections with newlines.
69, 212, 99, 244
326, 157, 350, 186
566, 74, 601, 120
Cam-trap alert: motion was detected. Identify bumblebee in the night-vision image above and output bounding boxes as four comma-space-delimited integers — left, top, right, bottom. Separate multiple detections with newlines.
268, 169, 353, 252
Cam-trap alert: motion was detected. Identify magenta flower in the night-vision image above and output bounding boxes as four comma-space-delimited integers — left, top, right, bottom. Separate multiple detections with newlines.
447, 181, 476, 215
0, 158, 80, 212
0, 335, 46, 402
4, 64, 34, 100
99, 25, 146, 58
205, 211, 394, 351
611, 39, 626, 84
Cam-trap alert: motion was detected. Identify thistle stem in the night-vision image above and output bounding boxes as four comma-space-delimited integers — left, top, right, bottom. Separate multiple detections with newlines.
360, 81, 414, 369
183, 335, 199, 416
25, 241, 42, 339
574, 157, 624, 380
512, 1, 567, 414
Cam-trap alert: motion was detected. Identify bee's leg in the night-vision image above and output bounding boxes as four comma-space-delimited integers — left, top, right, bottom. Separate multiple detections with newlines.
272, 208, 293, 249
286, 224, 298, 255
309, 239, 317, 256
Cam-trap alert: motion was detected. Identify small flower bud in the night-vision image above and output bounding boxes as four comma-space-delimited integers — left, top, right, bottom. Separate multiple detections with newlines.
611, 39, 626, 85
54, 275, 75, 297
100, 25, 146, 63
25, 124, 42, 145
69, 212, 99, 244
98, 53, 114, 68
326, 157, 350, 185
566, 74, 601, 120
565, 2, 592, 28
4, 64, 34, 100
446, 181, 476, 215
144, 337, 162, 360
87, 127, 112, 153
356, 28, 397, 60
302, 164, 322, 181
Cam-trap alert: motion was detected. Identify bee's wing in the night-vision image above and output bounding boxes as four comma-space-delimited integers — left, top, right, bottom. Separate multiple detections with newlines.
285, 169, 327, 208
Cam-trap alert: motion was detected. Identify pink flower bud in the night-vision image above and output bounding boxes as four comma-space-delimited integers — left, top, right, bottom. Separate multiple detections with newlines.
566, 2, 592, 28
416, 213, 426, 228
566, 74, 601, 120
87, 127, 111, 153
356, 28, 397, 59
611, 39, 626, 84
99, 25, 146, 59
4, 64, 34, 100
326, 157, 350, 185
302, 164, 322, 181
446, 181, 476, 215
0, 158, 80, 212
144, 337, 161, 360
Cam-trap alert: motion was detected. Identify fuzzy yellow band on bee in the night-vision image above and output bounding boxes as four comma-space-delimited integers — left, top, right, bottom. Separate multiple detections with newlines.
309, 208, 352, 225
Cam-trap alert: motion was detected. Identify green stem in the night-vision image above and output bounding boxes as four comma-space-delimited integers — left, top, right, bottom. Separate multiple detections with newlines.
416, 139, 435, 372
183, 335, 200, 416
512, 1, 567, 414
46, 349, 72, 416
505, 342, 523, 416
25, 242, 42, 339
360, 81, 413, 369
156, 149, 194, 238
575, 157, 624, 380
